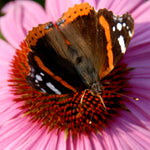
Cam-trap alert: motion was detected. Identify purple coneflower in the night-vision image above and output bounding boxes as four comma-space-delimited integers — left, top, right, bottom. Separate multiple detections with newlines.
0, 0, 150, 149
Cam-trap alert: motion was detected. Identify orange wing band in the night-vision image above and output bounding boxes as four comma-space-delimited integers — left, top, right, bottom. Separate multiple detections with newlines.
34, 55, 77, 93
99, 16, 114, 78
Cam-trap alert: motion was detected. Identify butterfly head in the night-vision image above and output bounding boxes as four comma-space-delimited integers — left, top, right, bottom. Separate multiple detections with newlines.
90, 82, 103, 95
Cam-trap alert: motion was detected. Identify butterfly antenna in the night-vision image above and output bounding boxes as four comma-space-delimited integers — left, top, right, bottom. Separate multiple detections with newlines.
105, 90, 139, 101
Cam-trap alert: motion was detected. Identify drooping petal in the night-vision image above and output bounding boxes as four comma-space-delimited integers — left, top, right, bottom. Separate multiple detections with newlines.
1, 7, 25, 48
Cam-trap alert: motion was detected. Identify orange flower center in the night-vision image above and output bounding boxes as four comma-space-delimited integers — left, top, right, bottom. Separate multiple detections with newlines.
9, 41, 132, 137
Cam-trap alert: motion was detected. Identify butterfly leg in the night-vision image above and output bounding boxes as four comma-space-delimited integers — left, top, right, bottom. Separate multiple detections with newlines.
80, 89, 88, 104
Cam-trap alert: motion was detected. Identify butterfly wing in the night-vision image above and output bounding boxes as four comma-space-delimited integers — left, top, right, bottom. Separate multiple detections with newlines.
56, 3, 101, 88
25, 3, 134, 94
25, 22, 86, 94
56, 3, 134, 87
97, 9, 134, 78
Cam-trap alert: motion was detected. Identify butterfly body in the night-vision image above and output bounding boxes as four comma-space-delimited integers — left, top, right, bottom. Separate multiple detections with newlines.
25, 3, 134, 98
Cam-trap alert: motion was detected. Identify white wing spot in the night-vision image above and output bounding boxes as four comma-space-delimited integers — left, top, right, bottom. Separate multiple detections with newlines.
46, 82, 61, 95
128, 30, 133, 37
36, 74, 42, 81
112, 26, 115, 32
35, 79, 38, 83
118, 35, 126, 53
117, 23, 122, 31
123, 22, 126, 27
41, 88, 46, 93
40, 72, 44, 76
126, 26, 129, 30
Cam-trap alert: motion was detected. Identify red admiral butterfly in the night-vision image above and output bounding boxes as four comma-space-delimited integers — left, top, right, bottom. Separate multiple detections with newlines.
25, 3, 134, 107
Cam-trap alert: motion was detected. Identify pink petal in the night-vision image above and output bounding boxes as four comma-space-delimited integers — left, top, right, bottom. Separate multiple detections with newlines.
125, 97, 150, 129
57, 0, 82, 19
125, 42, 150, 59
45, 130, 58, 150
1, 7, 26, 48
82, 0, 97, 8
133, 1, 150, 22
108, 0, 144, 14
0, 39, 15, 64
124, 48, 150, 68
0, 0, 150, 149
130, 24, 150, 48
1, 1, 15, 13
110, 129, 131, 150
29, 130, 51, 150
45, 0, 82, 21
0, 39, 15, 81
114, 115, 150, 149
76, 134, 85, 150
129, 78, 150, 92
123, 25, 150, 68
97, 0, 144, 14
102, 128, 117, 150
96, 0, 114, 10
1, 0, 32, 14
66, 133, 74, 150
56, 131, 66, 150
45, 0, 99, 21
90, 133, 104, 150
124, 64, 150, 79
20, 128, 50, 150
126, 2, 150, 48
123, 102, 150, 129
0, 103, 22, 126
0, 85, 23, 126
83, 134, 93, 150
0, 1, 48, 48
19, 1, 48, 31
0, 117, 43, 149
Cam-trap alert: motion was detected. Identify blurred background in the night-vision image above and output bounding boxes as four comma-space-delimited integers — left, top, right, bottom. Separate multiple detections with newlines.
0, 0, 45, 16
0, 0, 45, 39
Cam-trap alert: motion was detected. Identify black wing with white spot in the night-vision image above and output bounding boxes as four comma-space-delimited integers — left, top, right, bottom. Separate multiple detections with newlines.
25, 4, 134, 95
26, 51, 85, 94
97, 9, 134, 78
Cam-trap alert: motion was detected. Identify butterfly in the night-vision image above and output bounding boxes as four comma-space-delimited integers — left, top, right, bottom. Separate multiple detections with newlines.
25, 2, 134, 105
